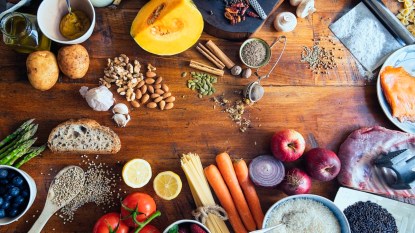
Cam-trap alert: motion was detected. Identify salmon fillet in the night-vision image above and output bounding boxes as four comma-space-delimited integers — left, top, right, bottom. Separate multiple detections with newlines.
380, 66, 415, 123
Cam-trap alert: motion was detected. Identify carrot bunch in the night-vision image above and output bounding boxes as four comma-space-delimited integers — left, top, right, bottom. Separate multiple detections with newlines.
204, 152, 264, 233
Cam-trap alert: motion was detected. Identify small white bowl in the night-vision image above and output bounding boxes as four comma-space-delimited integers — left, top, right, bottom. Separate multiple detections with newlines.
0, 165, 37, 226
37, 0, 95, 44
263, 194, 350, 233
163, 219, 211, 233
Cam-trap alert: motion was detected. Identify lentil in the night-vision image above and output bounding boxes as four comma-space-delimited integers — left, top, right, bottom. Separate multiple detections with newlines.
51, 167, 84, 207
343, 201, 397, 233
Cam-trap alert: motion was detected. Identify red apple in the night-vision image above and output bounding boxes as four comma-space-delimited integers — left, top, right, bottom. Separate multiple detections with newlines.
304, 148, 341, 181
271, 129, 306, 162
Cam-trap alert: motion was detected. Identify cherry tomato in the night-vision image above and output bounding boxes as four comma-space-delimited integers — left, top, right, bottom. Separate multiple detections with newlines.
129, 224, 161, 233
93, 212, 129, 233
121, 192, 157, 227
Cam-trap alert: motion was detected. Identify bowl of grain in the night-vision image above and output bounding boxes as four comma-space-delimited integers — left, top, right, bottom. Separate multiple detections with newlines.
263, 194, 350, 233
239, 38, 272, 69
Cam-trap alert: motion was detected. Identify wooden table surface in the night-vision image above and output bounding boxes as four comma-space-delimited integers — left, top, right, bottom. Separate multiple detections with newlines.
0, 0, 402, 232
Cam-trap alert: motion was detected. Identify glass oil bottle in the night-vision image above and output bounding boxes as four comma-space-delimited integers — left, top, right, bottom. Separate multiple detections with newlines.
0, 12, 51, 53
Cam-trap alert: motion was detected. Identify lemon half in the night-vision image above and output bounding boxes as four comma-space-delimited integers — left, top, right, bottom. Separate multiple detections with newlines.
153, 171, 182, 200
122, 159, 152, 188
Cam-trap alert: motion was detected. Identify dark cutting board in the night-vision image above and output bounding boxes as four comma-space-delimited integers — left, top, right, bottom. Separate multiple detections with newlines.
194, 0, 284, 41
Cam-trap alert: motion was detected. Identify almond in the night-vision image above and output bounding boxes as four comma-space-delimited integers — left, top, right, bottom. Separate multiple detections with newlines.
159, 100, 166, 110
135, 89, 142, 100
162, 92, 171, 98
151, 93, 160, 99
154, 96, 163, 103
145, 78, 155, 85
165, 96, 176, 103
148, 85, 155, 94
137, 80, 145, 89
155, 89, 164, 95
141, 94, 150, 104
146, 102, 157, 108
155, 76, 163, 84
161, 84, 169, 92
146, 71, 156, 78
141, 84, 147, 94
131, 100, 140, 108
154, 84, 162, 89
165, 102, 174, 110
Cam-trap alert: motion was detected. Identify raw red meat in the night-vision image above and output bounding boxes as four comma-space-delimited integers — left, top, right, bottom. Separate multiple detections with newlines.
337, 126, 415, 203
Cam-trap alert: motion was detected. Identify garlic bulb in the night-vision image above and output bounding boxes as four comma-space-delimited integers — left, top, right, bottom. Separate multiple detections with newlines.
297, 0, 316, 18
80, 86, 114, 111
113, 113, 130, 127
274, 12, 297, 32
290, 0, 303, 6
112, 103, 129, 115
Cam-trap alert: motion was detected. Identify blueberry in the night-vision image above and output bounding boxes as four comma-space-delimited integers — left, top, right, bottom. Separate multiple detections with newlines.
0, 169, 8, 179
1, 201, 10, 209
3, 195, 12, 202
6, 171, 16, 179
12, 176, 24, 186
20, 189, 29, 198
6, 208, 19, 217
0, 187, 5, 195
0, 179, 8, 185
0, 209, 5, 218
0, 197, 3, 206
8, 187, 20, 197
12, 196, 25, 206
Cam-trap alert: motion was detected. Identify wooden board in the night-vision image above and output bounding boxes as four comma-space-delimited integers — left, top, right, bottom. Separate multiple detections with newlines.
194, 0, 284, 40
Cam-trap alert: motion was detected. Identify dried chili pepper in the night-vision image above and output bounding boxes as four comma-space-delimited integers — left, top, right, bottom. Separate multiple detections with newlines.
247, 11, 259, 18
241, 5, 249, 15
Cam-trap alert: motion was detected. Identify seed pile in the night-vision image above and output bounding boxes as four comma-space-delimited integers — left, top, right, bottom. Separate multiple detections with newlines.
187, 72, 217, 98
100, 54, 175, 110
51, 167, 84, 207
343, 201, 398, 233
213, 94, 251, 132
58, 156, 122, 223
300, 45, 337, 74
241, 40, 267, 67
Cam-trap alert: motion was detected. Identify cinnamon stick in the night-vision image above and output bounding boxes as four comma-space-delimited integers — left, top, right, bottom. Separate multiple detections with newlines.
189, 60, 225, 76
197, 43, 226, 69
205, 40, 236, 69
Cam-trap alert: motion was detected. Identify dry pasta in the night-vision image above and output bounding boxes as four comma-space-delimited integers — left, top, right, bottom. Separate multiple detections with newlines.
396, 0, 415, 36
181, 153, 230, 233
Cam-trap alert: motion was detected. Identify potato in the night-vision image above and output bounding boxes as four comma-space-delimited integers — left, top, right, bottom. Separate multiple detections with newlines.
26, 51, 59, 91
58, 44, 89, 79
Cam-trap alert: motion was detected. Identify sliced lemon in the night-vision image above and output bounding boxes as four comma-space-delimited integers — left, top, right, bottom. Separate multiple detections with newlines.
122, 159, 152, 188
153, 171, 182, 200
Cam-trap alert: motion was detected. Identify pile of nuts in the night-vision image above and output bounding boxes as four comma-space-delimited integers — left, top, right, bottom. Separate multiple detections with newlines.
99, 54, 175, 110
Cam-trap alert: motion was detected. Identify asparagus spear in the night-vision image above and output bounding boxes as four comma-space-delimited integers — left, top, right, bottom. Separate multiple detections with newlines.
0, 119, 34, 148
6, 147, 35, 166
14, 145, 46, 169
0, 124, 38, 155
0, 138, 37, 165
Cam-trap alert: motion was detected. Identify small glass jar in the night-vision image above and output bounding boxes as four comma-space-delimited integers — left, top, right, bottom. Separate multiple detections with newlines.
0, 12, 51, 53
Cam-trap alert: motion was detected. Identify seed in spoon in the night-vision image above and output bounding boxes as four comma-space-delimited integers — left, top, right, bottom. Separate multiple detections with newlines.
51, 167, 84, 207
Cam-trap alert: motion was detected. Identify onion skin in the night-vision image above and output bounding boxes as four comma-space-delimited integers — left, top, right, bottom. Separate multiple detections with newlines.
279, 168, 311, 195
249, 155, 285, 188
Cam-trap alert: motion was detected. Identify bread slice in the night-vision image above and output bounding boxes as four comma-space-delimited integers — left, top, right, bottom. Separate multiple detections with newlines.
48, 119, 121, 154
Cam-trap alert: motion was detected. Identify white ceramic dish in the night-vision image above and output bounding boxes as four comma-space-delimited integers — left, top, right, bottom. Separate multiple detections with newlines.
0, 165, 37, 226
263, 194, 350, 233
163, 219, 211, 233
334, 187, 415, 233
37, 0, 95, 44
376, 44, 415, 133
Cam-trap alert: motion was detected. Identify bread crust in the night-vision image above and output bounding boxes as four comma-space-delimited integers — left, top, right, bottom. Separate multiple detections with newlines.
48, 118, 121, 154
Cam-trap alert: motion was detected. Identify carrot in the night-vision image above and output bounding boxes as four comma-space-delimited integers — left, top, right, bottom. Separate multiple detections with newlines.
233, 159, 264, 229
216, 152, 257, 231
204, 164, 248, 233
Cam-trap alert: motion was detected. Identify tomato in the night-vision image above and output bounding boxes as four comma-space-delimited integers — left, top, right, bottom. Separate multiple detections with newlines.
129, 225, 161, 233
93, 212, 129, 233
121, 192, 157, 227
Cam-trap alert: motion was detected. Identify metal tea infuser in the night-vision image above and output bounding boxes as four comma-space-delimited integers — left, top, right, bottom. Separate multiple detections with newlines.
240, 35, 287, 103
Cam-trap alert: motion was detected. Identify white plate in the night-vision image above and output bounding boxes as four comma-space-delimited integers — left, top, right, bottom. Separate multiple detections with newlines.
334, 187, 415, 233
377, 45, 415, 133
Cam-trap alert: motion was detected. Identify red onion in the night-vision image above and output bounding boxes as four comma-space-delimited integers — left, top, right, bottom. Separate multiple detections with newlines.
249, 155, 285, 187
279, 168, 311, 195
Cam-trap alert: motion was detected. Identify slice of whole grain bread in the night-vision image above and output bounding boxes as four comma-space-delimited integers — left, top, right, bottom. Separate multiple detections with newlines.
48, 119, 121, 154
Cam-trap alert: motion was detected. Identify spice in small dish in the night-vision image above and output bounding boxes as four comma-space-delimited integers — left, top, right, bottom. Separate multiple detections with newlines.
240, 39, 269, 68
59, 10, 91, 40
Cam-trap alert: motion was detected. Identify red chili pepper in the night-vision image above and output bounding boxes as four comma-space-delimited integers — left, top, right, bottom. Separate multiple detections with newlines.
225, 7, 239, 14
241, 5, 249, 15
247, 11, 259, 18
231, 2, 245, 8
224, 11, 234, 21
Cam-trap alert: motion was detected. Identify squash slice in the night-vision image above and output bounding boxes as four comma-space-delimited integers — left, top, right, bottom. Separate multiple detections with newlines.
130, 0, 204, 56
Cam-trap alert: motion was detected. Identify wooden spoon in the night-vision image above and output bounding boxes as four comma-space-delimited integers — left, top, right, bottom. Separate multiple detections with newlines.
28, 166, 85, 233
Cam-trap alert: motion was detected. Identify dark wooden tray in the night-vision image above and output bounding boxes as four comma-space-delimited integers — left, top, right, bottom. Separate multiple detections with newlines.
193, 0, 284, 41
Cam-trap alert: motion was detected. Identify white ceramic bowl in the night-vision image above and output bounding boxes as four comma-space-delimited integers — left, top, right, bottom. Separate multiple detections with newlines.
0, 165, 37, 226
163, 219, 211, 233
263, 194, 350, 233
37, 0, 95, 44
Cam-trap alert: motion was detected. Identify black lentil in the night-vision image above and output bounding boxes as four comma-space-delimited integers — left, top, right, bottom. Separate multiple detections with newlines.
343, 201, 397, 233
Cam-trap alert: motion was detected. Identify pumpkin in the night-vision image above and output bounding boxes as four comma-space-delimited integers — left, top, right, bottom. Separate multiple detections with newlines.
130, 0, 204, 56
